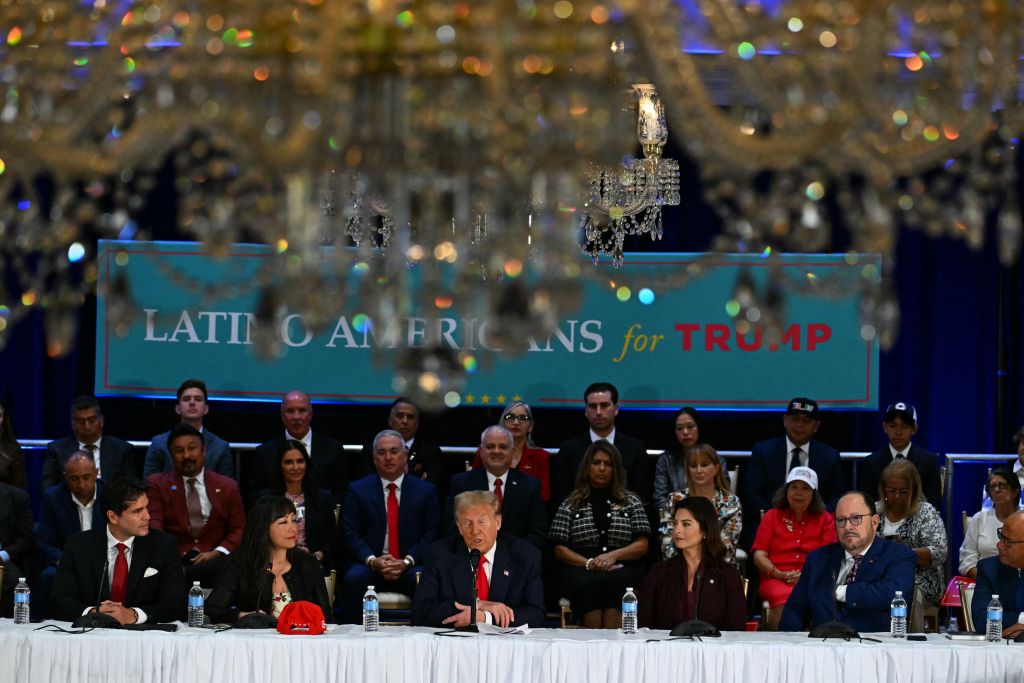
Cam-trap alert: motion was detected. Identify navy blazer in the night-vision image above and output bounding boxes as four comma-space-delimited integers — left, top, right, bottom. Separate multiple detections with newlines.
859, 444, 942, 508
143, 427, 235, 480
37, 481, 107, 566
553, 431, 652, 506
972, 555, 1024, 633
342, 474, 440, 565
445, 468, 547, 549
0, 481, 34, 566
50, 527, 187, 623
780, 538, 916, 633
41, 435, 136, 493
412, 533, 546, 628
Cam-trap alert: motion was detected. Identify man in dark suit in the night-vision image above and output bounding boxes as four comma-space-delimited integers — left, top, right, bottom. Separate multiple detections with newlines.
0, 480, 34, 615
338, 429, 440, 623
972, 510, 1024, 636
246, 390, 348, 507
780, 491, 916, 633
51, 478, 186, 624
146, 424, 245, 586
741, 397, 845, 546
445, 426, 546, 549
359, 398, 445, 491
858, 402, 942, 507
40, 395, 136, 493
413, 490, 546, 628
144, 378, 234, 480
552, 382, 651, 506
36, 451, 106, 617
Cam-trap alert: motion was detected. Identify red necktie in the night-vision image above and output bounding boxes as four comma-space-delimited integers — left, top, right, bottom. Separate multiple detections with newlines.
494, 478, 503, 508
476, 556, 489, 601
111, 542, 128, 603
386, 483, 401, 558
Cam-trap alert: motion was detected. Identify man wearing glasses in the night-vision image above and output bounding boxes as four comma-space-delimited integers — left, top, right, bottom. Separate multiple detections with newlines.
972, 510, 1024, 637
780, 491, 916, 633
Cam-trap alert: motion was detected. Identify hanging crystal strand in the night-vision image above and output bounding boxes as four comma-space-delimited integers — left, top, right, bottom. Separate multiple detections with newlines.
997, 189, 1023, 266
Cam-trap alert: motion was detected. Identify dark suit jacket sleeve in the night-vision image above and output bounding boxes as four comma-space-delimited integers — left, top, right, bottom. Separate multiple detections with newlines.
523, 476, 548, 549
143, 438, 167, 481
50, 533, 95, 620
305, 489, 338, 569
137, 532, 189, 622
40, 442, 66, 493
36, 490, 64, 566
779, 557, 815, 631
2, 486, 34, 564
407, 483, 441, 564
342, 482, 375, 563
741, 444, 770, 521
207, 435, 235, 479
145, 475, 169, 532
0, 444, 26, 489
814, 444, 845, 509
971, 557, 999, 634
106, 438, 138, 482
720, 566, 748, 631
219, 480, 246, 553
915, 448, 942, 509
510, 541, 547, 627
411, 542, 457, 627
444, 475, 469, 538
206, 553, 245, 623
844, 541, 915, 613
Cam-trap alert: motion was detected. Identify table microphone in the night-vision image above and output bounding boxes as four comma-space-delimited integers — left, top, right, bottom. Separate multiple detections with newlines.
235, 563, 277, 629
462, 549, 481, 633
670, 567, 720, 638
72, 559, 122, 629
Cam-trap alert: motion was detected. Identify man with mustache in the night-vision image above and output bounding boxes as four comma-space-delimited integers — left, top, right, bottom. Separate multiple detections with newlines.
145, 424, 246, 587
972, 510, 1024, 637
780, 490, 916, 633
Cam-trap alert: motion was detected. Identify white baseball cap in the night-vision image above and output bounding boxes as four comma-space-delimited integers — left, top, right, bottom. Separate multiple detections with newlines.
786, 466, 819, 490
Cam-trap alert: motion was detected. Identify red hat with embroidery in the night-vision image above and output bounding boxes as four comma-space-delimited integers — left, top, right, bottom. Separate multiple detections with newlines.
276, 601, 327, 635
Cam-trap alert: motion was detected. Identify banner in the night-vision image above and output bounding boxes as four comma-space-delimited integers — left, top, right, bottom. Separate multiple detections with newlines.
95, 241, 879, 410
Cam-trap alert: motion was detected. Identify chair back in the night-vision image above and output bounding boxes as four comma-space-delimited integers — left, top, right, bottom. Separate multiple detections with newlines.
728, 467, 739, 493
960, 581, 976, 632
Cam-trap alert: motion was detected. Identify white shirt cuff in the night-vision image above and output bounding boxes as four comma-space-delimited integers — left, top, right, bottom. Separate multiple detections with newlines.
835, 585, 848, 603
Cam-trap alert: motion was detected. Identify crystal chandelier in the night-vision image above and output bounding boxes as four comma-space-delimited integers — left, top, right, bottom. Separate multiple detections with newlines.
582, 84, 681, 266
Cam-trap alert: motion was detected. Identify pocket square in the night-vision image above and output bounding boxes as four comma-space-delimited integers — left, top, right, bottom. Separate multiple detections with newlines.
143, 567, 160, 578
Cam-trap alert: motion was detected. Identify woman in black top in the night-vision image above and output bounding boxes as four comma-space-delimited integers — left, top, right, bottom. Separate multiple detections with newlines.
208, 495, 331, 623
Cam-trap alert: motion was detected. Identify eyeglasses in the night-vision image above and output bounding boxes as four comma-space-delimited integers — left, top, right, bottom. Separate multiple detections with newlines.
503, 414, 531, 423
882, 487, 910, 497
989, 482, 1011, 491
997, 529, 1024, 546
835, 514, 869, 528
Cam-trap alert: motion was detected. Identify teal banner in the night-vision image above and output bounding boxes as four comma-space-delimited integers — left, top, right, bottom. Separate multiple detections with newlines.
95, 241, 879, 410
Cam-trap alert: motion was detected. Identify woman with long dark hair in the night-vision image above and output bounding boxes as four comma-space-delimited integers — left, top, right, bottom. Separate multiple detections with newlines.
639, 496, 746, 631
207, 496, 331, 623
0, 402, 26, 489
261, 439, 336, 568
549, 440, 650, 628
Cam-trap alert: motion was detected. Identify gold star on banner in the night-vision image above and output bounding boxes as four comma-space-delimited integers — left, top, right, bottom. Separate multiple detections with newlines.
465, 394, 475, 404
496, 394, 507, 404
481, 394, 491, 404
512, 394, 522, 402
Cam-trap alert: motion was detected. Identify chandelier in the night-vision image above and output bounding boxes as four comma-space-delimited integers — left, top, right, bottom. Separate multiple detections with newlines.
0, 0, 1021, 396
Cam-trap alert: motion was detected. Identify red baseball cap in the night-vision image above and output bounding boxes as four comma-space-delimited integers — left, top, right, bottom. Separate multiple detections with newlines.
276, 601, 327, 635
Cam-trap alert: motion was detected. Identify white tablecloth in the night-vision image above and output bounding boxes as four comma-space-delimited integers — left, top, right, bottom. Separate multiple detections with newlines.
1, 622, 1021, 683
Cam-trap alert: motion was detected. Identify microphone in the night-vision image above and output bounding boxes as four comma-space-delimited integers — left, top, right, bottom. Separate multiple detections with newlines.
235, 563, 277, 629
670, 566, 720, 638
72, 558, 122, 629
463, 549, 481, 633
808, 568, 859, 640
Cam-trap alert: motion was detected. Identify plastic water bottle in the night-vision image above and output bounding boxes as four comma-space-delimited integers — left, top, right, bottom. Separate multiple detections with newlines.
986, 594, 1003, 642
947, 615, 959, 633
889, 590, 907, 638
363, 585, 380, 632
187, 581, 205, 627
13, 578, 30, 625
621, 586, 638, 634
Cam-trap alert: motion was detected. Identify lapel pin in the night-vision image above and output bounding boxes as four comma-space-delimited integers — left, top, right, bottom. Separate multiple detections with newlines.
709, 579, 715, 584
215, 488, 221, 493
171, 485, 177, 491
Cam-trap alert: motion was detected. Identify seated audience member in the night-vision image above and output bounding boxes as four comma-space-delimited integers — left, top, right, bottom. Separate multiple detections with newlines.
36, 451, 105, 617
550, 440, 650, 628
146, 424, 245, 587
41, 395, 135, 492
639, 496, 746, 631
780, 491, 915, 633
1009, 425, 1024, 499
207, 495, 331, 624
413, 491, 546, 628
248, 391, 349, 507
752, 467, 836, 631
144, 379, 234, 480
338, 430, 440, 623
961, 468, 1021, 579
446, 426, 546, 549
876, 458, 947, 631
0, 479, 34, 615
972, 510, 1024, 637
653, 407, 700, 513
859, 402, 942, 507
361, 398, 445, 486
659, 443, 741, 563
50, 478, 186, 624
740, 397, 844, 546
552, 383, 651, 507
258, 439, 336, 570
471, 401, 552, 501
0, 401, 26, 489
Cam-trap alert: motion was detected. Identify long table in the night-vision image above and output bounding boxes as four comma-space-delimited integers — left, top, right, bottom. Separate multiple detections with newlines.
2, 621, 1021, 683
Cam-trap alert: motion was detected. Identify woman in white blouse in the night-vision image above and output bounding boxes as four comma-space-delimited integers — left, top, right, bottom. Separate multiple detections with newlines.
960, 468, 1021, 578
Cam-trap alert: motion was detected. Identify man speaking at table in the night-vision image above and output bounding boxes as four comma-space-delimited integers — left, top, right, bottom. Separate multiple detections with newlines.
51, 478, 186, 625
780, 490, 915, 633
413, 490, 546, 628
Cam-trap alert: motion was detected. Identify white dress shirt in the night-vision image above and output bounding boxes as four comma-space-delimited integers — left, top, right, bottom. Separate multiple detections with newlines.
72, 494, 96, 532
785, 437, 809, 471
590, 428, 616, 444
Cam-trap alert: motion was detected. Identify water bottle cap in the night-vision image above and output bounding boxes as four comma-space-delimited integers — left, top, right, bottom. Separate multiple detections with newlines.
626, 587, 633, 592
895, 591, 902, 596
993, 594, 1000, 599
368, 585, 374, 590
193, 581, 201, 586
19, 577, 26, 582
